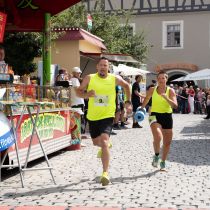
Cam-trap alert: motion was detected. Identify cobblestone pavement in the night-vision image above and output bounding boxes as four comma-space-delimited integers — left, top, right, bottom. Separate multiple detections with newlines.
0, 114, 210, 209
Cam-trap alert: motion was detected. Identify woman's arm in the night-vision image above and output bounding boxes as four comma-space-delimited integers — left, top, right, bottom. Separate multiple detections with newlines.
141, 87, 154, 109
161, 88, 178, 109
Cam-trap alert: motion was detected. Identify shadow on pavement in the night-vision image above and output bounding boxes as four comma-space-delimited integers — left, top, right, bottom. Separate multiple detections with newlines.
1, 150, 66, 181
169, 119, 210, 166
3, 178, 90, 197
180, 118, 210, 136
3, 171, 161, 198
169, 138, 210, 166
109, 170, 160, 184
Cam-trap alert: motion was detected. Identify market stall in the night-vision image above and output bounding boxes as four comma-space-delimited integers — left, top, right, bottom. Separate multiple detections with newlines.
0, 80, 82, 170
0, 0, 85, 169
0, 82, 82, 188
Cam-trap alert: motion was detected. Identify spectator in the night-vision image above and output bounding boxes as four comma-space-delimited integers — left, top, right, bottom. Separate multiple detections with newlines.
188, 86, 195, 113
180, 86, 189, 114
132, 75, 145, 128
204, 94, 210, 119
70, 67, 86, 145
113, 84, 126, 129
0, 45, 8, 73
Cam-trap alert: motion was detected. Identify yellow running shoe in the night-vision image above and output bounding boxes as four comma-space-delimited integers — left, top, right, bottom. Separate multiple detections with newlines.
100, 172, 110, 186
97, 142, 112, 158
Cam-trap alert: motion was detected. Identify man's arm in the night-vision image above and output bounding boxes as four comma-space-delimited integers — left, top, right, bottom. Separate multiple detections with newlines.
76, 75, 95, 99
134, 89, 145, 98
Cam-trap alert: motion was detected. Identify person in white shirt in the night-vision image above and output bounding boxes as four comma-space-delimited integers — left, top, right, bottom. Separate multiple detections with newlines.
70, 67, 86, 141
70, 67, 84, 107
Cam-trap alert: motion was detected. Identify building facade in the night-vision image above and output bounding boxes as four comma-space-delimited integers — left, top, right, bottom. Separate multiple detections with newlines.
85, 0, 210, 87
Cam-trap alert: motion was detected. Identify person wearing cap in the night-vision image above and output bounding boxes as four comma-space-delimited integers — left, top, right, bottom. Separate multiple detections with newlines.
76, 57, 132, 186
70, 67, 86, 139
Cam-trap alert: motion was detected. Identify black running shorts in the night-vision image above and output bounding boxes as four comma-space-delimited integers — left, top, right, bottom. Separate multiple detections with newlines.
149, 112, 173, 129
88, 117, 114, 139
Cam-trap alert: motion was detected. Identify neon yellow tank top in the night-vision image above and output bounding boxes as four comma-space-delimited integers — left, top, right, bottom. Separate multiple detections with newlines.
87, 73, 116, 121
151, 86, 172, 113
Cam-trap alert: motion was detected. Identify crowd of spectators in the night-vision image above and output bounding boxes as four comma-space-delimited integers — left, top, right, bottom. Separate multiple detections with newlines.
113, 80, 210, 130
170, 84, 210, 118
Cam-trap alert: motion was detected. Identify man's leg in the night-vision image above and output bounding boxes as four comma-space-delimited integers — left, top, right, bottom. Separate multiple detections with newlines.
113, 111, 121, 129
92, 133, 110, 186
92, 133, 110, 172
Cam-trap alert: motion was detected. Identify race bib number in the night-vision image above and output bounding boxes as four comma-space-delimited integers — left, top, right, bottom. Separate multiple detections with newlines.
149, 115, 157, 125
94, 95, 109, 107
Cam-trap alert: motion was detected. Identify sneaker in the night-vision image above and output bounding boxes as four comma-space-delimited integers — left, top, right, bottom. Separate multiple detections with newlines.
110, 131, 117, 135
120, 124, 128, 129
113, 124, 121, 130
97, 142, 112, 158
152, 155, 159, 167
100, 172, 110, 186
160, 160, 166, 171
132, 123, 143, 128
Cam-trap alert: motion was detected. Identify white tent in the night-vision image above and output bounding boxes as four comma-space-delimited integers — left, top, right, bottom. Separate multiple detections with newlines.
183, 68, 210, 81
113, 64, 150, 76
172, 75, 186, 82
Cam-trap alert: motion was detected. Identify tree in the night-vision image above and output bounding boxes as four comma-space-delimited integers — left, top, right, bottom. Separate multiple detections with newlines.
51, 1, 150, 63
3, 32, 41, 75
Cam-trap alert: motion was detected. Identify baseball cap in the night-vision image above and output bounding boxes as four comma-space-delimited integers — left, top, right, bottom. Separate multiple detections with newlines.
72, 67, 82, 73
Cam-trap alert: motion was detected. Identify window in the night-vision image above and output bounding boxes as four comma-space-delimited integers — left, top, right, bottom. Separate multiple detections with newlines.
162, 20, 184, 49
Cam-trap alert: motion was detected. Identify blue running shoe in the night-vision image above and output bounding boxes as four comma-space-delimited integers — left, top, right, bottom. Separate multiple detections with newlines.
152, 155, 159, 167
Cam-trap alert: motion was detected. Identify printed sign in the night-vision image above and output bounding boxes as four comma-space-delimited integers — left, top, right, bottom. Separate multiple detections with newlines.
20, 112, 66, 143
0, 12, 7, 43
0, 112, 15, 152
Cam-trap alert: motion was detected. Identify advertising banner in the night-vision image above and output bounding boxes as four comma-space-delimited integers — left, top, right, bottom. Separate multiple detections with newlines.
11, 110, 71, 150
0, 112, 15, 152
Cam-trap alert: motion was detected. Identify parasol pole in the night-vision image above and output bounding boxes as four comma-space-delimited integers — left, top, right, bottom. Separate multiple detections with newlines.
43, 13, 51, 85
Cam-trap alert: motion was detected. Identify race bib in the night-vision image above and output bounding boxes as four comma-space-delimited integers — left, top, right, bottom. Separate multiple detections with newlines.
149, 115, 157, 125
94, 95, 109, 107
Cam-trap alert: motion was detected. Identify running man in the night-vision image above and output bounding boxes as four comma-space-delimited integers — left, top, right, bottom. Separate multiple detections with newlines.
76, 57, 132, 185
141, 71, 178, 170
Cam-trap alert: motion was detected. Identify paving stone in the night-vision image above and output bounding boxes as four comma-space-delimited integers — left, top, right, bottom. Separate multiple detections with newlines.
1, 114, 210, 208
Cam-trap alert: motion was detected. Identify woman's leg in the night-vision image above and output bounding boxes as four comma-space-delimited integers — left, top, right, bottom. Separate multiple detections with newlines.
150, 123, 162, 154
161, 129, 173, 161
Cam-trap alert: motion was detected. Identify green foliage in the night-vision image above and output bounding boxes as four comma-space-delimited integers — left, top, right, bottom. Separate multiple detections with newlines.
3, 1, 150, 76
51, 1, 150, 63
3, 32, 41, 75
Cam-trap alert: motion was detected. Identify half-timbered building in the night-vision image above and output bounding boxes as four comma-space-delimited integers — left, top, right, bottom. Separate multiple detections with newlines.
85, 0, 210, 87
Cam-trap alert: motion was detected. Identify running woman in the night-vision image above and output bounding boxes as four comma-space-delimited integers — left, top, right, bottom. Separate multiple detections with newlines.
141, 71, 178, 170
